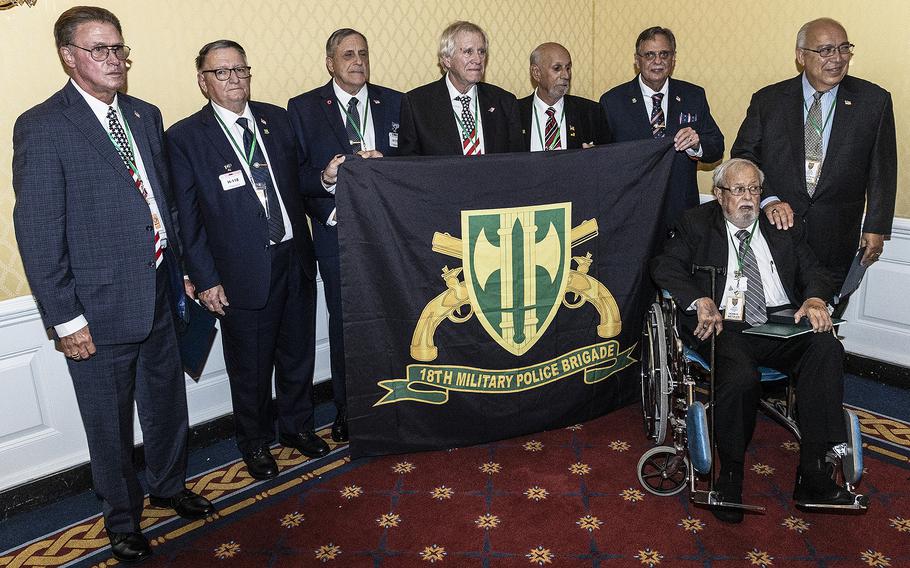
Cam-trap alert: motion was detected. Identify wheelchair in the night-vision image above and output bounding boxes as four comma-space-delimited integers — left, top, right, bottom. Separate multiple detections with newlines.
637, 271, 867, 514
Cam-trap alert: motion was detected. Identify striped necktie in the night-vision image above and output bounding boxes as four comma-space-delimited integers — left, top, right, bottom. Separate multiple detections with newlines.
544, 106, 561, 150
237, 117, 286, 244
736, 229, 768, 326
650, 93, 666, 139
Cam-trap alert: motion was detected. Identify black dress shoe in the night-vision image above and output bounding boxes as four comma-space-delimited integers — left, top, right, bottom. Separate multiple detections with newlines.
711, 473, 744, 524
149, 488, 216, 520
279, 430, 330, 458
243, 446, 279, 480
107, 529, 152, 563
331, 406, 349, 443
793, 467, 858, 507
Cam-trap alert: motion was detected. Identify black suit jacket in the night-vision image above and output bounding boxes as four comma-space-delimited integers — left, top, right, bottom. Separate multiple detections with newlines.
517, 93, 612, 150
166, 101, 316, 310
287, 80, 402, 258
398, 76, 523, 155
731, 74, 897, 280
13, 82, 181, 344
600, 77, 724, 227
650, 201, 834, 332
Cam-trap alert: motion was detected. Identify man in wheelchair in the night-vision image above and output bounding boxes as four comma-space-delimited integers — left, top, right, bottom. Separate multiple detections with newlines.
650, 158, 861, 523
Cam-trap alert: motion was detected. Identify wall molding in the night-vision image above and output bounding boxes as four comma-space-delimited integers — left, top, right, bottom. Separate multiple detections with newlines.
0, 278, 331, 493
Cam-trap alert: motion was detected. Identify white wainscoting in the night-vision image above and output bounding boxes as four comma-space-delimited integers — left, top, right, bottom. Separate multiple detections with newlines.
0, 277, 331, 493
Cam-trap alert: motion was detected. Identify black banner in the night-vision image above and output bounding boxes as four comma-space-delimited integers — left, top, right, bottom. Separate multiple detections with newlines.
337, 139, 675, 457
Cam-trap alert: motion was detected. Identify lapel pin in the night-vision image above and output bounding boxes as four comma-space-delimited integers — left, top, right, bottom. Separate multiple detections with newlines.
327, 99, 333, 105
488, 107, 495, 112
632, 97, 637, 103
373, 99, 380, 105
675, 95, 681, 102
845, 100, 852, 106
569, 125, 576, 131
224, 163, 232, 171
134, 110, 141, 118
259, 117, 267, 125
263, 129, 270, 135
522, 129, 527, 134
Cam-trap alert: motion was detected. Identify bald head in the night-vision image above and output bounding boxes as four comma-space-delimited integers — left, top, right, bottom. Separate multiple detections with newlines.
796, 18, 846, 50
530, 42, 572, 105
796, 17, 852, 92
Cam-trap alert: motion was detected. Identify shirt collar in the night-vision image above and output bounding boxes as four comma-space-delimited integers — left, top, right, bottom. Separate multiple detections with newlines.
70, 78, 120, 124
332, 80, 368, 110
637, 74, 669, 99
532, 89, 565, 117
801, 72, 839, 102
445, 73, 478, 102
210, 100, 253, 129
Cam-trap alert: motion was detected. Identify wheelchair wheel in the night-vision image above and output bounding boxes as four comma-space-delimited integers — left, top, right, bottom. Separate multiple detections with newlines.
637, 445, 688, 496
641, 302, 670, 444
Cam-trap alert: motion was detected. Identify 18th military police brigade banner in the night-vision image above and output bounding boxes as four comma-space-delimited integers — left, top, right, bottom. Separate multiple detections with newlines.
336, 139, 675, 457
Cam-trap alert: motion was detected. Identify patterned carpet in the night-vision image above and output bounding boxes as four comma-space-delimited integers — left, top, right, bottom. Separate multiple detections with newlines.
3, 400, 908, 568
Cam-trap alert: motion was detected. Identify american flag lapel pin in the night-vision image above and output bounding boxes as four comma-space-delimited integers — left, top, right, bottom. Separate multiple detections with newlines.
488, 107, 495, 113
373, 99, 380, 105
845, 100, 852, 106
259, 117, 267, 125
675, 95, 681, 102
134, 110, 141, 118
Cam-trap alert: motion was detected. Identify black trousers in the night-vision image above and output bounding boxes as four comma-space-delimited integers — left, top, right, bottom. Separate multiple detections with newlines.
221, 241, 317, 454
697, 328, 847, 475
67, 266, 188, 532
317, 253, 346, 409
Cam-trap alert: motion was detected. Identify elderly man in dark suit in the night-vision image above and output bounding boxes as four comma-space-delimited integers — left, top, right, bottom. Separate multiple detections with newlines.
732, 17, 897, 290
12, 6, 213, 563
398, 20, 523, 156
601, 26, 723, 229
651, 158, 861, 524
167, 40, 328, 482
518, 42, 610, 151
287, 29, 402, 442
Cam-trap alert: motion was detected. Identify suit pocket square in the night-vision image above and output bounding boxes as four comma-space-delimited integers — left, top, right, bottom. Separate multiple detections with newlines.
678, 112, 698, 124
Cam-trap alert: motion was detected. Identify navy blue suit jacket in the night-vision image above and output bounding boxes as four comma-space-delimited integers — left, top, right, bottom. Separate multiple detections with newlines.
287, 81, 402, 258
601, 77, 724, 226
731, 75, 897, 281
398, 77, 524, 156
166, 101, 316, 310
13, 81, 181, 344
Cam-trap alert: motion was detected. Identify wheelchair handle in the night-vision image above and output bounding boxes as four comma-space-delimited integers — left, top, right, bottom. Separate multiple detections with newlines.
691, 264, 726, 277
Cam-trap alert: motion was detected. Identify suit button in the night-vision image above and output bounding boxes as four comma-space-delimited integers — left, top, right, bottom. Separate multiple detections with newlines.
146, 225, 153, 231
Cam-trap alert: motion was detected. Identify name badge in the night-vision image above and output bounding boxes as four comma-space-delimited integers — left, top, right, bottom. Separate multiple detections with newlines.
389, 132, 399, 148
724, 278, 747, 322
219, 170, 245, 191
805, 159, 822, 186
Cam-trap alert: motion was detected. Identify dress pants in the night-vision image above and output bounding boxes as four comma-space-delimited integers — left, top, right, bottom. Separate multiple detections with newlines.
221, 240, 317, 454
698, 328, 847, 474
67, 265, 188, 533
317, 252, 346, 409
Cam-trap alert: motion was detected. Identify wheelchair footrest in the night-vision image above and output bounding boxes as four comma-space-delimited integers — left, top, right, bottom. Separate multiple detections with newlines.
691, 490, 766, 512
796, 492, 869, 511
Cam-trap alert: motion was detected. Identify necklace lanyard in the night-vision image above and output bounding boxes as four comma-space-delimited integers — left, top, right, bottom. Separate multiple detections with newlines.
339, 97, 371, 148
803, 94, 836, 140
452, 94, 481, 149
532, 103, 566, 150
106, 106, 142, 181
729, 218, 760, 277
212, 108, 259, 166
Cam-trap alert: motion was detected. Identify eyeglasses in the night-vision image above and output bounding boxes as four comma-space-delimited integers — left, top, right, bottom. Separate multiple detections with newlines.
799, 43, 855, 58
716, 185, 762, 196
636, 50, 674, 61
68, 44, 130, 62
200, 66, 252, 81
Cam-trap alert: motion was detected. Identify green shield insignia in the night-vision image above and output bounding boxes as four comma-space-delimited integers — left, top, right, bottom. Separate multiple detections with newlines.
461, 203, 571, 356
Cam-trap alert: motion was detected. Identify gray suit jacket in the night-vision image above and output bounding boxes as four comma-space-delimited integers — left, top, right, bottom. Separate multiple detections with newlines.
13, 81, 181, 344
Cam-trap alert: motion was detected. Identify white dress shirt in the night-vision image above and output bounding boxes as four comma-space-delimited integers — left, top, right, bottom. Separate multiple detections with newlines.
445, 74, 485, 155
637, 75, 702, 158
332, 81, 376, 151
210, 101, 294, 244
718, 220, 791, 310
529, 90, 566, 152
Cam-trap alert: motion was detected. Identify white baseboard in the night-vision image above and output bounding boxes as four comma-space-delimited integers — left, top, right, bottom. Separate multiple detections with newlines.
0, 277, 332, 492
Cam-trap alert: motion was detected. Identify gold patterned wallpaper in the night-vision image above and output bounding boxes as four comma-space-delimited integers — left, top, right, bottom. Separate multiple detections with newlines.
1, 0, 907, 300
